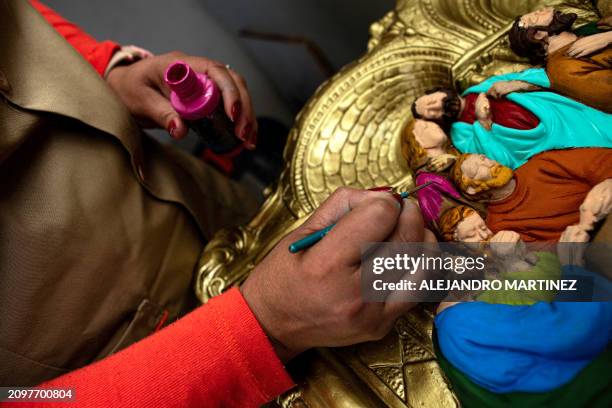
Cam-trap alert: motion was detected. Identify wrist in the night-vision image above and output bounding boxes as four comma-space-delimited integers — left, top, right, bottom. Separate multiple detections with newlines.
105, 64, 129, 96
104, 45, 153, 78
240, 282, 303, 363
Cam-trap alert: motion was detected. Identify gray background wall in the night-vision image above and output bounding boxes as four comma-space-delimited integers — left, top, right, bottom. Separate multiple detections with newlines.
45, 0, 393, 127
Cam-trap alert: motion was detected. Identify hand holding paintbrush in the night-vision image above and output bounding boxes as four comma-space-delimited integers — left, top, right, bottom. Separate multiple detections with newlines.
289, 182, 432, 253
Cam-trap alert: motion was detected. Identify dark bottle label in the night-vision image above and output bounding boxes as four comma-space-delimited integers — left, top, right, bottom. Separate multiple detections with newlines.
188, 109, 241, 154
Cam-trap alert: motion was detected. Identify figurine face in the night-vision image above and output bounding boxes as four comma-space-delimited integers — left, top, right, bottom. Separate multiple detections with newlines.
455, 154, 514, 200
520, 7, 554, 29
518, 8, 577, 40
460, 154, 497, 182
412, 119, 447, 149
455, 213, 493, 242
414, 92, 447, 120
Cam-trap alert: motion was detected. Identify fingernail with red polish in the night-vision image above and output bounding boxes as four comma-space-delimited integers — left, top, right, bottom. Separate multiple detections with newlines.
368, 186, 393, 192
241, 122, 252, 142
168, 120, 178, 139
368, 187, 402, 206
231, 102, 241, 122
247, 129, 257, 150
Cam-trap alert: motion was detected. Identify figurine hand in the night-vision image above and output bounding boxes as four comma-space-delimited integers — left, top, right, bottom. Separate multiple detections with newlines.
489, 230, 521, 257
426, 153, 457, 172
558, 225, 590, 266
106, 51, 257, 148
475, 93, 493, 130
579, 179, 612, 230
487, 80, 531, 98
241, 187, 424, 362
597, 16, 612, 29
566, 32, 612, 58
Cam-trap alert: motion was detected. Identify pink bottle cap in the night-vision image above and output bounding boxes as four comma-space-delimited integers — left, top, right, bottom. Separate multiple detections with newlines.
164, 61, 221, 121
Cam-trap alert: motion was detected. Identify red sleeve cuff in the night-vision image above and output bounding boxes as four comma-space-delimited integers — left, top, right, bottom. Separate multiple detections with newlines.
207, 287, 295, 401
23, 288, 293, 408
85, 40, 121, 76
29, 0, 120, 76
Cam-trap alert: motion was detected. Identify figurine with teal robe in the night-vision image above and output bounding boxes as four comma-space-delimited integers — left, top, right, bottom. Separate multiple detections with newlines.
411, 68, 612, 169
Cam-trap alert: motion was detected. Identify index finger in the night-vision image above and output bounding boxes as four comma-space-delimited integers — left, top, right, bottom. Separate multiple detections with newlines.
309, 194, 402, 268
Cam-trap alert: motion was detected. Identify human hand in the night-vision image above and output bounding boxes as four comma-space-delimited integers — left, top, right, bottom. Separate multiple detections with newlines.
426, 153, 457, 172
557, 225, 590, 266
579, 179, 612, 230
566, 32, 612, 58
475, 93, 492, 130
241, 187, 424, 362
106, 51, 257, 148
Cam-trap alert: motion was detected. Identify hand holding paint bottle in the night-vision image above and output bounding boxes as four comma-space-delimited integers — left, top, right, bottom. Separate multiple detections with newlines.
164, 61, 243, 154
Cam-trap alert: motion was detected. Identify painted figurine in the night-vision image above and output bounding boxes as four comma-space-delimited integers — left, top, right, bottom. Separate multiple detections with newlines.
411, 72, 612, 169
449, 149, 612, 242
401, 118, 457, 172
438, 205, 492, 243
504, 7, 612, 113
434, 209, 612, 395
412, 171, 485, 239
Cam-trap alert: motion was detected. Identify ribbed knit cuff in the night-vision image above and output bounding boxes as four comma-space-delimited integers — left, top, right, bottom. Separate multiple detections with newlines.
207, 287, 294, 402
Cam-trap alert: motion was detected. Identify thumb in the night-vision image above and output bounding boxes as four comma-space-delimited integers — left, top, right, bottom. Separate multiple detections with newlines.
387, 200, 425, 243
141, 89, 189, 139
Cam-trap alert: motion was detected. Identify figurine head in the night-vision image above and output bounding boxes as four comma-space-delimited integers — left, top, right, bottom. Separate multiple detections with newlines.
439, 205, 492, 242
450, 154, 513, 201
411, 87, 462, 129
509, 7, 577, 64
402, 119, 450, 170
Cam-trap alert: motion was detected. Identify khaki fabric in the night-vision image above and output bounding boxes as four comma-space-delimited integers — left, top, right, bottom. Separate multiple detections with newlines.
0, 0, 257, 385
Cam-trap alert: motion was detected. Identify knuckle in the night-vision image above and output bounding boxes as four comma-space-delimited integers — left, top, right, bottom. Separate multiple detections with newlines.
333, 186, 357, 202
159, 110, 176, 124
234, 73, 248, 87
221, 84, 240, 97
336, 300, 364, 322
228, 86, 240, 96
165, 50, 186, 59
369, 197, 398, 217
347, 304, 367, 324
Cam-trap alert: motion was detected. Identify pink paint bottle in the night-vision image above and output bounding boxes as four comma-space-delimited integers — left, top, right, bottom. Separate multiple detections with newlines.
164, 61, 242, 154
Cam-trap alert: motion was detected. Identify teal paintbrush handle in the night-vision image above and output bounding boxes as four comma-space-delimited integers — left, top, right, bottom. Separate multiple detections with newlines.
288, 224, 335, 253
